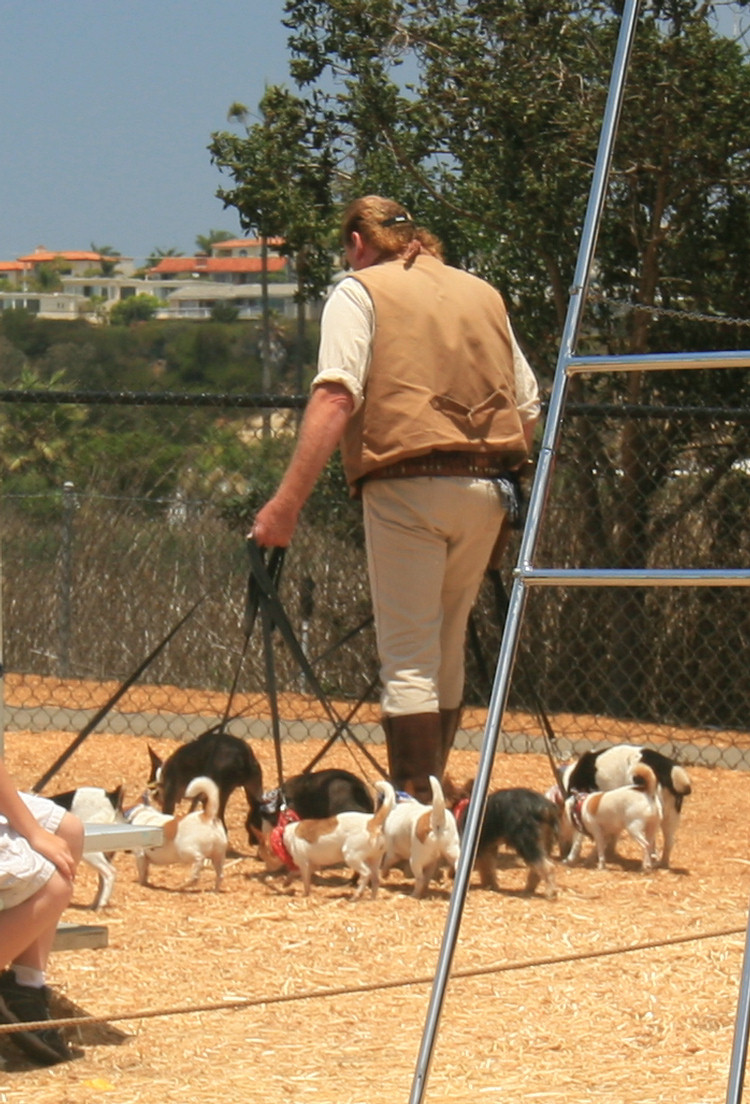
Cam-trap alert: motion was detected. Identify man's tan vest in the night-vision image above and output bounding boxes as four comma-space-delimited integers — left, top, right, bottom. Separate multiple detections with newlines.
340, 253, 528, 490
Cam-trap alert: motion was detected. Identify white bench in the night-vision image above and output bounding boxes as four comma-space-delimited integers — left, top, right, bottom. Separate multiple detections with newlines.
82, 821, 164, 853
53, 821, 165, 952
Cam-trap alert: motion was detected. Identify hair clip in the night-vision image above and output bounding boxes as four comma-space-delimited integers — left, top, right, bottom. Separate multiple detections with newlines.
381, 213, 413, 227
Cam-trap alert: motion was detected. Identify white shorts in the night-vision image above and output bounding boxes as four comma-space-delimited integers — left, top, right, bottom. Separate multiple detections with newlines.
0, 792, 65, 912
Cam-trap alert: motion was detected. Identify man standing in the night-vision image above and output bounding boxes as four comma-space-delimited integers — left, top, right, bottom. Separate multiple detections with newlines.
252, 195, 540, 801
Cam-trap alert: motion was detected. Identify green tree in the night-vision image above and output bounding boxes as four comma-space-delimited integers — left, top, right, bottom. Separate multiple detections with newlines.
30, 261, 63, 292
110, 294, 161, 325
209, 85, 339, 393
273, 0, 750, 716
0, 367, 87, 487
282, 1, 750, 357
145, 246, 185, 269
90, 242, 121, 277
210, 300, 240, 323
195, 229, 234, 254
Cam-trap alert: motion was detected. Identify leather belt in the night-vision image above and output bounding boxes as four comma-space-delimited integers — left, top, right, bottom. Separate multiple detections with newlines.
360, 450, 516, 483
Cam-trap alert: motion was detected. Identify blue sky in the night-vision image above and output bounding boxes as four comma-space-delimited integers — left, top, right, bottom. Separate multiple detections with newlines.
1, 3, 746, 269
0, 0, 293, 265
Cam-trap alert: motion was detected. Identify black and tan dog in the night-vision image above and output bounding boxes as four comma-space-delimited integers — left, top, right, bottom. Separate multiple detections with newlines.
147, 727, 263, 833
444, 777, 559, 899
246, 767, 374, 843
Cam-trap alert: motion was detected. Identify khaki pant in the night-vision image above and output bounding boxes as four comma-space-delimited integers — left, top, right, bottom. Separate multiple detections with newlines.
362, 475, 506, 716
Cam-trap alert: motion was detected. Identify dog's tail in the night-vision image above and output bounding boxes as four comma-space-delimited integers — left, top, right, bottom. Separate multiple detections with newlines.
428, 775, 449, 831
670, 764, 692, 797
185, 776, 221, 821
371, 781, 396, 830
631, 763, 658, 798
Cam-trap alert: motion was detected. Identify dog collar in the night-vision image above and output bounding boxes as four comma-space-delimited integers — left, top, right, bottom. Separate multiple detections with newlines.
453, 797, 470, 827
269, 808, 300, 872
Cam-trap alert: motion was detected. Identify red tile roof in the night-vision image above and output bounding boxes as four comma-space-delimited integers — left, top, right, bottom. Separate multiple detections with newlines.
213, 237, 285, 251
16, 247, 104, 265
148, 256, 287, 275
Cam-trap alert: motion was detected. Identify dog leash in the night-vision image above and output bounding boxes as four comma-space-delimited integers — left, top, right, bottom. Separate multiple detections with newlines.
32, 594, 206, 793
244, 538, 387, 785
211, 549, 285, 742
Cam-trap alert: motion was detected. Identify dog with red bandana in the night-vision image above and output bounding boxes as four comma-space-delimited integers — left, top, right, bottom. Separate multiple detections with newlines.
252, 781, 395, 899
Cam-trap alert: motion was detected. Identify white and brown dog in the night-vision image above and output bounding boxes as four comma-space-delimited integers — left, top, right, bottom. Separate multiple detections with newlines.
382, 776, 461, 899
254, 781, 396, 899
125, 776, 228, 891
562, 763, 662, 872
560, 744, 691, 867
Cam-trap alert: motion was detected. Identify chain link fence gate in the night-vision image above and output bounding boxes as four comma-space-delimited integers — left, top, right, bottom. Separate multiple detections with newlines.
0, 388, 748, 773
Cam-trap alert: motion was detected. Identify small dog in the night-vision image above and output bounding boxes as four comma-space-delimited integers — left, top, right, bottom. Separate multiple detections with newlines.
246, 767, 375, 841
147, 726, 263, 830
382, 776, 461, 899
561, 744, 691, 867
254, 781, 395, 899
51, 784, 125, 908
445, 778, 559, 899
125, 776, 228, 890
562, 763, 661, 872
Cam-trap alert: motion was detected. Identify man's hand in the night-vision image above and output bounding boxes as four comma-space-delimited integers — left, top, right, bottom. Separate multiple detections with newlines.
251, 495, 300, 548
248, 382, 354, 549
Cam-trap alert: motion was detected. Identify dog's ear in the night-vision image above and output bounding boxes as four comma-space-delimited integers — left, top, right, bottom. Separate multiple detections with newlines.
147, 745, 163, 780
441, 775, 461, 804
110, 783, 126, 812
443, 775, 473, 803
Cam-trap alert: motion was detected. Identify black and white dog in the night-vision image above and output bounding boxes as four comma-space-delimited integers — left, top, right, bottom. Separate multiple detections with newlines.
560, 745, 691, 868
51, 784, 125, 908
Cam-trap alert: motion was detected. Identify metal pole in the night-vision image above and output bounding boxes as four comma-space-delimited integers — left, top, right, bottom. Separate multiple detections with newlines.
408, 3, 643, 1100
59, 480, 75, 678
725, 896, 750, 1104
0, 542, 4, 758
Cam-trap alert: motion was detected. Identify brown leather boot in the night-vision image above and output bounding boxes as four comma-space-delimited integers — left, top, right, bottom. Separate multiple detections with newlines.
439, 706, 463, 778
383, 712, 442, 803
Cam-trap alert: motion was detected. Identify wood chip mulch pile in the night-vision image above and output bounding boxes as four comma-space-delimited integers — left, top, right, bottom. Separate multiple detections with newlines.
1, 693, 748, 1104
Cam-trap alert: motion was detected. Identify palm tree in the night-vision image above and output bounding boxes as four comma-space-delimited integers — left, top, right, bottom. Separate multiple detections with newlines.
195, 230, 234, 255
90, 242, 121, 277
145, 246, 184, 269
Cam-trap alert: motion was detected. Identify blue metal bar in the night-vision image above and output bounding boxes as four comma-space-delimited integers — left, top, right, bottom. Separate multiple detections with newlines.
407, 3, 644, 1101
518, 568, 750, 587
567, 350, 750, 374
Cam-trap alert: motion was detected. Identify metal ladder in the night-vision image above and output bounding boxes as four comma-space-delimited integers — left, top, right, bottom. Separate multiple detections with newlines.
409, 2, 750, 1101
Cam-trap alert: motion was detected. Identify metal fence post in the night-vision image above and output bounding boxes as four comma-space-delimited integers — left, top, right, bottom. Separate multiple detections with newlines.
59, 480, 75, 678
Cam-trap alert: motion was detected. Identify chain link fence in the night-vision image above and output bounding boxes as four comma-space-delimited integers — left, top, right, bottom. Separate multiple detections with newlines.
1, 389, 748, 776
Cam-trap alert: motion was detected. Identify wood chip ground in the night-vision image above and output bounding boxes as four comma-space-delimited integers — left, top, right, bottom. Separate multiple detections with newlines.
0, 683, 748, 1103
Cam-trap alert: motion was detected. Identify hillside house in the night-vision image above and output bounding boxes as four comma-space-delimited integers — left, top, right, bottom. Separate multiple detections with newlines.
0, 239, 319, 321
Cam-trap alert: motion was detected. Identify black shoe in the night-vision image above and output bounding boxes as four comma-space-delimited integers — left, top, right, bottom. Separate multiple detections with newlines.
0, 973, 71, 1065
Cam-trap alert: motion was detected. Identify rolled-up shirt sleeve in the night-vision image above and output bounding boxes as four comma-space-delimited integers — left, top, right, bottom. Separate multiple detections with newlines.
311, 277, 374, 413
